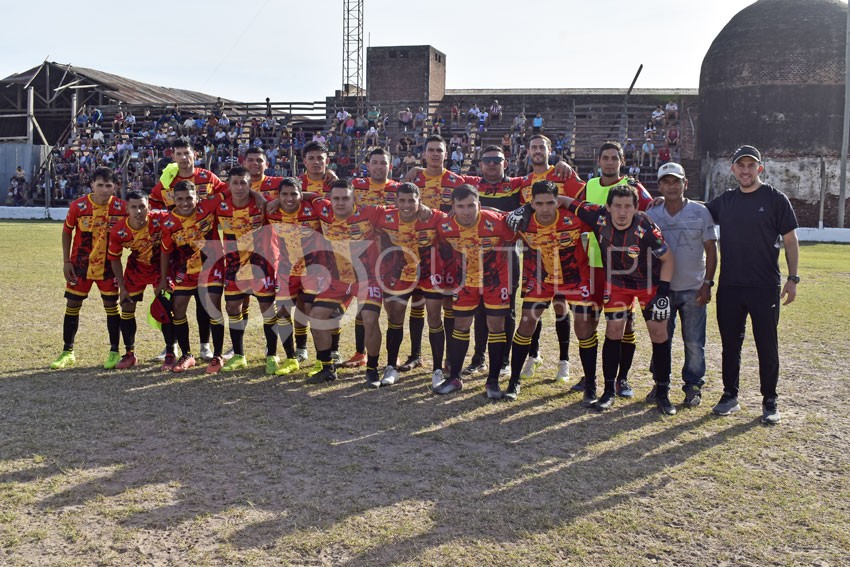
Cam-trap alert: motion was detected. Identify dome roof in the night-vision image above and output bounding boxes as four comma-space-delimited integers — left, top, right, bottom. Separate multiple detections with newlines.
699, 0, 848, 156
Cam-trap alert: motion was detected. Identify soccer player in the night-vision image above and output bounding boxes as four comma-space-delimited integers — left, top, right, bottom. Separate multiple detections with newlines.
505, 181, 597, 402
562, 185, 678, 415
570, 141, 654, 397
646, 163, 717, 408
266, 176, 325, 376
433, 185, 517, 398
373, 182, 446, 386
157, 180, 226, 373
107, 190, 173, 369
515, 134, 586, 383
50, 167, 128, 370
214, 166, 280, 374
149, 137, 228, 361
307, 180, 386, 385
345, 147, 400, 368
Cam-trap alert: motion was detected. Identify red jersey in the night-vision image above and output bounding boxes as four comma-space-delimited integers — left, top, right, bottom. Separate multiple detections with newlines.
64, 195, 128, 280
436, 209, 516, 288
411, 168, 471, 212
253, 175, 284, 201
107, 210, 169, 275
316, 200, 385, 283
352, 177, 400, 207
374, 208, 447, 285
214, 195, 277, 281
266, 201, 324, 277
569, 201, 668, 290
518, 165, 586, 204
150, 168, 227, 210
161, 197, 223, 279
519, 209, 590, 287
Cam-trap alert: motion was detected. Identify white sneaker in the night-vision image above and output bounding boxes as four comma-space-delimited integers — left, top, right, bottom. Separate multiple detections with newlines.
199, 343, 214, 361
431, 369, 444, 390
381, 366, 400, 386
294, 348, 308, 363
222, 347, 235, 361
499, 364, 510, 377
556, 360, 570, 383
330, 350, 342, 364
520, 355, 542, 380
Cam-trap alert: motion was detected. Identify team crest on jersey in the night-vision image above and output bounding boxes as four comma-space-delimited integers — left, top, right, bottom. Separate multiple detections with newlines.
117, 228, 128, 239
303, 206, 313, 215
198, 170, 210, 181
349, 223, 364, 237
447, 174, 458, 183
441, 222, 452, 232
321, 205, 330, 216
484, 219, 494, 232
219, 202, 230, 212
76, 201, 87, 210
627, 245, 640, 258
164, 219, 176, 229
385, 213, 395, 224
113, 200, 124, 210
635, 225, 646, 239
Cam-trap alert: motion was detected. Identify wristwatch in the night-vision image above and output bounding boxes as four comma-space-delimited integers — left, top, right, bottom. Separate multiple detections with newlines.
787, 275, 801, 284
703, 279, 714, 287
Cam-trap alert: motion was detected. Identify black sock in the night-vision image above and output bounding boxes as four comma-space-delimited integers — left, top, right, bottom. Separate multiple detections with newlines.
486, 332, 506, 384
174, 317, 191, 355
602, 338, 622, 394
241, 306, 249, 330
63, 306, 81, 351
105, 305, 120, 351
263, 316, 278, 357
331, 326, 341, 352
618, 331, 636, 381
448, 328, 470, 379
229, 313, 245, 356
578, 332, 599, 390
295, 324, 308, 350
509, 332, 533, 386
386, 323, 404, 368
211, 317, 225, 357
317, 348, 333, 369
444, 308, 455, 338
408, 307, 425, 358
162, 322, 175, 355
277, 314, 295, 358
556, 314, 571, 361
651, 340, 672, 386
529, 319, 542, 358
119, 311, 136, 353
473, 308, 488, 361
195, 294, 211, 343
367, 354, 379, 371
354, 317, 365, 354
429, 325, 445, 370
503, 309, 515, 367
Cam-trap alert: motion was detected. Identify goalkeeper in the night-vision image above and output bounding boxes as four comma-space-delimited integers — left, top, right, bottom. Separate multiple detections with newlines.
530, 184, 677, 415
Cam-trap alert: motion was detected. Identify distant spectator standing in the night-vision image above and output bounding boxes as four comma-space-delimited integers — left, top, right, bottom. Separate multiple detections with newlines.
398, 107, 413, 131
531, 113, 544, 134
651, 105, 664, 129
490, 100, 502, 123
665, 100, 679, 124
641, 137, 656, 169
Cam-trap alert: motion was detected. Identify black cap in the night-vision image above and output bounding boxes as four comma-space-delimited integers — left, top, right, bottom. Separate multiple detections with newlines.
732, 145, 762, 163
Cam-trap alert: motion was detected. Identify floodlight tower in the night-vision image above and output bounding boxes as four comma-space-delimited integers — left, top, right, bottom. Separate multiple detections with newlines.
342, 0, 365, 117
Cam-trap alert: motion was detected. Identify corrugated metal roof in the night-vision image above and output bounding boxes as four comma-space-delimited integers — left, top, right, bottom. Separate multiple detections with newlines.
1, 62, 236, 106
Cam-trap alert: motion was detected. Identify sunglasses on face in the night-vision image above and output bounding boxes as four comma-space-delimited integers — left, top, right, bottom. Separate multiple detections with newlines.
481, 156, 504, 164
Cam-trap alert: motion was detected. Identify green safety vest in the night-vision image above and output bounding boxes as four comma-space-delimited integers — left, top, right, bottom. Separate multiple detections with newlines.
584, 177, 631, 268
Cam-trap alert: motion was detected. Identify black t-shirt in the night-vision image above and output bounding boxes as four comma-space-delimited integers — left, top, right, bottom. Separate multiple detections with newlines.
707, 183, 798, 288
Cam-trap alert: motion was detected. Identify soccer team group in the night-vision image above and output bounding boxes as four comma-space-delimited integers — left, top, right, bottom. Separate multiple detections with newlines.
49, 133, 793, 419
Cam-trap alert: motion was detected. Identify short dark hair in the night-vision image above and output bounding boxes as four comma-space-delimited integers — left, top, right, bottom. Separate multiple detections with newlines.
368, 147, 391, 160
597, 141, 624, 161
528, 134, 551, 149
125, 189, 148, 202
425, 134, 446, 147
330, 179, 354, 193
173, 180, 196, 194
91, 167, 116, 184
451, 184, 479, 202
531, 180, 558, 199
481, 145, 503, 154
278, 177, 302, 192
607, 184, 638, 207
228, 165, 249, 179
397, 182, 420, 197
172, 137, 193, 151
245, 146, 267, 158
302, 141, 329, 157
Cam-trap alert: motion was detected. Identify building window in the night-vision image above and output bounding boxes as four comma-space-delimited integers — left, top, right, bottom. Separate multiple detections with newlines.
389, 50, 397, 59
400, 50, 409, 58
435, 54, 442, 63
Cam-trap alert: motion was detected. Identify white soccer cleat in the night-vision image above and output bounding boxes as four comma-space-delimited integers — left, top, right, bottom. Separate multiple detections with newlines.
381, 366, 400, 386
556, 360, 570, 383
199, 343, 214, 361
520, 355, 542, 380
222, 347, 235, 361
431, 369, 444, 390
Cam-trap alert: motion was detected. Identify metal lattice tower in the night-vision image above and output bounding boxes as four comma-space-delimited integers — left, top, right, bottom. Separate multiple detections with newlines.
342, 0, 365, 117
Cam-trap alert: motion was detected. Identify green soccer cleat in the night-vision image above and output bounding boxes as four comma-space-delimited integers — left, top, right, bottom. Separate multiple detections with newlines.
222, 354, 248, 372
50, 350, 76, 370
103, 351, 121, 370
275, 358, 300, 376
264, 355, 280, 375
306, 359, 323, 377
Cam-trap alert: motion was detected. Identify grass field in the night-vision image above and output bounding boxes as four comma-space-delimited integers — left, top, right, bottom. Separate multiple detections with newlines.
1, 220, 849, 566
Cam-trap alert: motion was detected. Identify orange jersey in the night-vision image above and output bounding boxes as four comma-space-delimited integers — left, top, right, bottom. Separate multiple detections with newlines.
64, 195, 128, 280
214, 195, 277, 278
374, 208, 446, 284
436, 209, 516, 288
518, 165, 586, 204
107, 210, 169, 275
316, 200, 385, 284
411, 169, 471, 212
266, 201, 323, 276
253, 175, 284, 201
161, 197, 223, 278
150, 168, 227, 210
519, 209, 590, 287
299, 173, 333, 196
352, 177, 400, 207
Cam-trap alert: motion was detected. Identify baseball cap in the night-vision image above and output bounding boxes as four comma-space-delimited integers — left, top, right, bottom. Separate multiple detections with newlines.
732, 145, 761, 163
147, 290, 173, 330
657, 162, 686, 180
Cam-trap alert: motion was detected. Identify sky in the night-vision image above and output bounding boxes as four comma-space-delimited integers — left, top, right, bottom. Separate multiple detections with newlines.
0, 0, 763, 103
